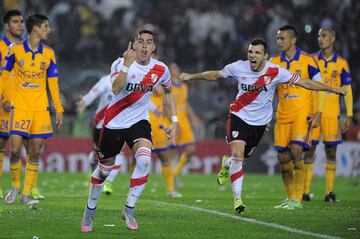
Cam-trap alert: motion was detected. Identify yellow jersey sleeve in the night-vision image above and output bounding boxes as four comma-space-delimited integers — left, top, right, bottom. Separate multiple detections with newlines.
46, 48, 64, 112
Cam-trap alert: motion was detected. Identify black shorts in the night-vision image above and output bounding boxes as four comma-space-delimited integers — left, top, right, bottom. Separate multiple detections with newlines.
227, 113, 266, 158
97, 120, 152, 159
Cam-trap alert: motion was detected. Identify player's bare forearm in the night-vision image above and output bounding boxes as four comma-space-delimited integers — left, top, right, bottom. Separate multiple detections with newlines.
180, 71, 220, 81
164, 87, 177, 117
112, 71, 127, 95
296, 78, 347, 95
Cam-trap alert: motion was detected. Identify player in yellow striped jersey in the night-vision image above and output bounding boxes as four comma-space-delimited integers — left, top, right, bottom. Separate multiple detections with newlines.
169, 63, 201, 186
149, 87, 182, 197
1, 14, 64, 205
303, 28, 353, 202
271, 25, 325, 209
0, 9, 25, 200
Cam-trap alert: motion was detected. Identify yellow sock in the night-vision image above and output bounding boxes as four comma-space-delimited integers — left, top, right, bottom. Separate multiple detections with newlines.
174, 153, 187, 176
280, 161, 295, 200
304, 163, 313, 194
10, 160, 22, 189
0, 151, 4, 188
293, 160, 305, 202
26, 153, 38, 189
325, 162, 336, 194
162, 162, 174, 193
23, 161, 38, 195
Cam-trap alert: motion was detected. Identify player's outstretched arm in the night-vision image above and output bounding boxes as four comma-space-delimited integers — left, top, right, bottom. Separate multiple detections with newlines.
180, 71, 220, 82
295, 78, 347, 95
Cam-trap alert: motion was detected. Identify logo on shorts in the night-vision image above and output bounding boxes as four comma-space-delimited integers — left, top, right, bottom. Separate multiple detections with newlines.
151, 73, 158, 82
232, 131, 239, 138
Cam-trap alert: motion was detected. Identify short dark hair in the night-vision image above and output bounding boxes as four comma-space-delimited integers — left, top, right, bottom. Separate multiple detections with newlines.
279, 25, 297, 38
135, 29, 155, 41
3, 9, 22, 25
26, 14, 49, 33
250, 38, 268, 53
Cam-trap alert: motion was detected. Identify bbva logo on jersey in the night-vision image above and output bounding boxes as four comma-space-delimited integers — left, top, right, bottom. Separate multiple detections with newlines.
125, 83, 154, 92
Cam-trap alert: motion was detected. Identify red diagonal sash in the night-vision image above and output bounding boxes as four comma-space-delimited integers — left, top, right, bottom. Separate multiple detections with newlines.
229, 67, 279, 112
103, 64, 165, 126
93, 106, 107, 127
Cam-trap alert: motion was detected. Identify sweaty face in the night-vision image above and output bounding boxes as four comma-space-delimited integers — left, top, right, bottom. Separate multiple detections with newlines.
36, 20, 52, 40
276, 30, 293, 53
247, 44, 267, 72
6, 15, 24, 38
318, 29, 335, 50
133, 33, 156, 65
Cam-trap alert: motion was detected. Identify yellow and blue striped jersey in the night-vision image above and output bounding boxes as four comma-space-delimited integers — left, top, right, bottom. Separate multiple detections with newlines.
312, 51, 351, 117
271, 48, 321, 122
1, 39, 63, 112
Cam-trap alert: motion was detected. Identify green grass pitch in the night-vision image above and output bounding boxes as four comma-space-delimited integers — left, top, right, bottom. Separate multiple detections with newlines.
0, 172, 359, 239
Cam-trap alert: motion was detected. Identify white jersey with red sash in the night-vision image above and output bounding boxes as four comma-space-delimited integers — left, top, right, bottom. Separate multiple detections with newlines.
104, 57, 171, 129
82, 74, 113, 129
219, 60, 300, 126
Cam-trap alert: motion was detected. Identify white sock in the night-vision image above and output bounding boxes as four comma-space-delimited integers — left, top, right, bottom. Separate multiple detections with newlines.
229, 158, 244, 200
106, 152, 124, 183
88, 151, 98, 172
87, 164, 112, 208
126, 147, 151, 208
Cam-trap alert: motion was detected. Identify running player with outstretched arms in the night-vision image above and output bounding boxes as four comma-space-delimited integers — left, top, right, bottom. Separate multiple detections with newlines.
180, 38, 347, 214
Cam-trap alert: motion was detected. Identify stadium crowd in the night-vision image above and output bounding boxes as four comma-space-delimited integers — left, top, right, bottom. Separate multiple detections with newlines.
1, 0, 359, 139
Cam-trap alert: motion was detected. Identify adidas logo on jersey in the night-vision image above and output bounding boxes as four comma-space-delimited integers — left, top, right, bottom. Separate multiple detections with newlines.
241, 83, 268, 92
125, 83, 154, 92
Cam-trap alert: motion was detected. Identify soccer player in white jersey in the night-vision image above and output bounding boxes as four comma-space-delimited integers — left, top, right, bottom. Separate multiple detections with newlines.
77, 74, 126, 195
81, 30, 178, 232
180, 38, 347, 214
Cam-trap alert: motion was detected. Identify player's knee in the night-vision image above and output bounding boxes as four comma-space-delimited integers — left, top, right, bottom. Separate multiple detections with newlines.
277, 150, 291, 163
98, 163, 112, 179
290, 145, 303, 160
88, 151, 97, 165
10, 150, 21, 162
135, 147, 151, 171
325, 146, 337, 161
185, 145, 195, 155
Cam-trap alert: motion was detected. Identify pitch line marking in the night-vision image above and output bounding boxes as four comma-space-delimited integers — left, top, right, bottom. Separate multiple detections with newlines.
146, 200, 344, 239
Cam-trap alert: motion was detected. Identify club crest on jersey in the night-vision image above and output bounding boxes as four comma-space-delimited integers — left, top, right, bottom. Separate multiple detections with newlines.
232, 131, 239, 138
264, 76, 271, 84
151, 73, 158, 82
19, 59, 25, 68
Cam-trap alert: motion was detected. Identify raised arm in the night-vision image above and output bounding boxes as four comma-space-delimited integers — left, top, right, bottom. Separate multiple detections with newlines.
112, 42, 136, 95
180, 71, 220, 82
295, 78, 347, 95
